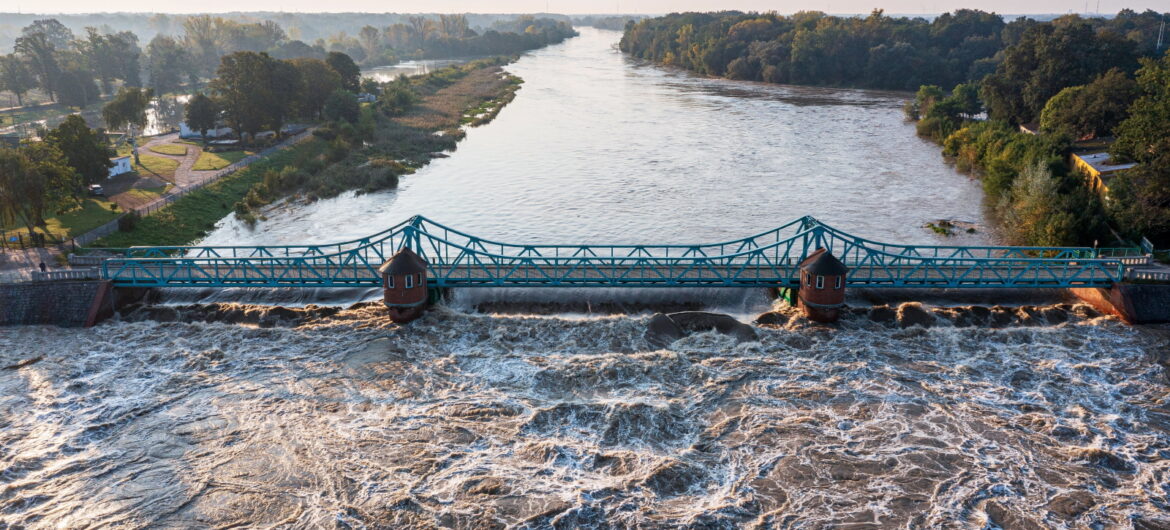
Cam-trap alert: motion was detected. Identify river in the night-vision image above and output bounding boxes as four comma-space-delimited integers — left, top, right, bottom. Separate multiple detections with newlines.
198, 28, 988, 248
3, 28, 1169, 529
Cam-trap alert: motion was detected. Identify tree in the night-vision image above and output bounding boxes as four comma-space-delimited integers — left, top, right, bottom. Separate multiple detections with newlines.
997, 162, 1076, 246
1107, 143, 1170, 245
268, 59, 303, 137
21, 19, 74, 49
323, 89, 359, 123
185, 93, 218, 144
326, 51, 361, 92
78, 28, 142, 94
0, 54, 37, 106
358, 26, 381, 59
0, 144, 75, 239
183, 15, 226, 80
289, 58, 342, 118
981, 17, 1138, 124
1112, 52, 1170, 163
45, 114, 113, 186
210, 51, 295, 144
102, 87, 153, 161
1039, 69, 1139, 140
146, 35, 191, 95
55, 66, 101, 109
14, 32, 61, 101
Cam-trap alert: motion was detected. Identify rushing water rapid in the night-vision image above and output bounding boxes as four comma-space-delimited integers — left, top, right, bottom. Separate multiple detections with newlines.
2, 306, 1169, 527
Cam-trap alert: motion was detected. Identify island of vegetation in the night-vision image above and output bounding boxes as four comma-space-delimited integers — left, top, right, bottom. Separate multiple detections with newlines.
620, 10, 1169, 249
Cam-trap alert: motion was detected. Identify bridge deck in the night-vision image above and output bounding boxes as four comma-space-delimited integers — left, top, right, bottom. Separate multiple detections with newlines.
102, 262, 1119, 288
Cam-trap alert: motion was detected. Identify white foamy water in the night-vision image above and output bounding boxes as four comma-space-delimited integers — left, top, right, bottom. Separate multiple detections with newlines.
2, 306, 1169, 527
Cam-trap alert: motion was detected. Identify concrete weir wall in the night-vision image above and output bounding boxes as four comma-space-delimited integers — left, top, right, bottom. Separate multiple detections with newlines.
1071, 284, 1170, 324
0, 281, 114, 327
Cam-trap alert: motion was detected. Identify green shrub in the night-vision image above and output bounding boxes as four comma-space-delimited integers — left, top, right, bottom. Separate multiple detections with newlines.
117, 211, 140, 232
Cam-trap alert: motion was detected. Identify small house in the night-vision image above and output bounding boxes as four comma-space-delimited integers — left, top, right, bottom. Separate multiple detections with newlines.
357, 93, 378, 104
108, 156, 133, 178
378, 247, 429, 323
797, 248, 849, 323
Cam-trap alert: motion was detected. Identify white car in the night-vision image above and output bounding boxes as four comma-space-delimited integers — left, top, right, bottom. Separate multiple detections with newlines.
89, 184, 105, 196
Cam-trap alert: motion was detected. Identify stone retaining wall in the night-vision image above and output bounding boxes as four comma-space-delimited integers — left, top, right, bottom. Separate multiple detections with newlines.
0, 280, 113, 327
1070, 284, 1170, 324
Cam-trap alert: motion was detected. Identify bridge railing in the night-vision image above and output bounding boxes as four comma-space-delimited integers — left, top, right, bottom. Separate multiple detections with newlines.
96, 215, 1125, 289
101, 222, 1125, 288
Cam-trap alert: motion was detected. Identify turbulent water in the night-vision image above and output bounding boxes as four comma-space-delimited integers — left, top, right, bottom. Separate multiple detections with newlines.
2, 305, 1170, 528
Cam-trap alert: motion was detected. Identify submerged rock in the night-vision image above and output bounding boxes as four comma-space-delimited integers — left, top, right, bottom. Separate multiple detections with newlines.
1046, 491, 1095, 519
639, 458, 708, 497
667, 312, 758, 343
644, 312, 758, 345
867, 305, 897, 324
985, 500, 1043, 529
896, 302, 935, 328
645, 313, 685, 348
754, 311, 790, 327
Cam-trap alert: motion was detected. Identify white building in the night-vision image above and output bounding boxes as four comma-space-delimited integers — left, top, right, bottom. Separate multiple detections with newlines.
108, 156, 133, 178
179, 122, 233, 139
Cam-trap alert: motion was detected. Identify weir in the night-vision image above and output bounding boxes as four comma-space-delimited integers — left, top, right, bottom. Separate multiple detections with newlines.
93, 215, 1126, 289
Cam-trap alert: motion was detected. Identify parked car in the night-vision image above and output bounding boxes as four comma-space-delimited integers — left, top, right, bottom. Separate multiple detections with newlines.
88, 184, 105, 196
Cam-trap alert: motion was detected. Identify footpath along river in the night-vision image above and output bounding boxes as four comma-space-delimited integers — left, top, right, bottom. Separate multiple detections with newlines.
2, 27, 1169, 529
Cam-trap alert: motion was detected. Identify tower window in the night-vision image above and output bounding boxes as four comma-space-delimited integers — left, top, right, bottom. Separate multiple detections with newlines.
387, 276, 394, 289
815, 275, 824, 289
405, 275, 414, 289
835, 276, 842, 289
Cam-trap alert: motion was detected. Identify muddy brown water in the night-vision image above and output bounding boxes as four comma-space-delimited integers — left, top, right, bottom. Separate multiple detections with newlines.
2, 303, 1169, 528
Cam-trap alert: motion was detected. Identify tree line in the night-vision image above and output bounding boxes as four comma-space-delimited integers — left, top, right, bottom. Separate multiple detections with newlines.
185, 50, 367, 145
619, 9, 1166, 92
1, 15, 574, 109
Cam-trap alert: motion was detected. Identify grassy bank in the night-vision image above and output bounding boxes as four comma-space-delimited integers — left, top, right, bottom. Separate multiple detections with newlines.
237, 57, 523, 213
193, 150, 252, 171
91, 58, 522, 248
1, 198, 120, 242
93, 141, 324, 248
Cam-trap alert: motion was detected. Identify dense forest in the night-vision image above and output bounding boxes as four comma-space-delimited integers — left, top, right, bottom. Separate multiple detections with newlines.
619, 9, 1166, 93
623, 10, 1170, 248
0, 14, 574, 108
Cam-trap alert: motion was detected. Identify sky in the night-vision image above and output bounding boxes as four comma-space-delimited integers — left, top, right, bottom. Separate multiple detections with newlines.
0, 0, 1164, 15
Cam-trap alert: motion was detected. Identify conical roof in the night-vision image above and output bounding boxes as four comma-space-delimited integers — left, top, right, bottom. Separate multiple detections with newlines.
799, 248, 848, 275
378, 247, 428, 276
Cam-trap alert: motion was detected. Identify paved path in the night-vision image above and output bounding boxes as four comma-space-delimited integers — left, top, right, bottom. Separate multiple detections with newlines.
140, 133, 204, 188
0, 247, 59, 283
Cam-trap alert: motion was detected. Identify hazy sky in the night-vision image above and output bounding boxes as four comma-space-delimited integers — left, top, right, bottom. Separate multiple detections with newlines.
0, 0, 1164, 15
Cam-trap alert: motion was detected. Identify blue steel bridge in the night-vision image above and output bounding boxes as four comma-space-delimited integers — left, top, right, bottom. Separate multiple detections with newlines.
97, 215, 1126, 289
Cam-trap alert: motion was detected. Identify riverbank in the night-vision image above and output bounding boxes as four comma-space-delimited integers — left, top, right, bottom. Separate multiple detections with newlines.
92, 59, 524, 248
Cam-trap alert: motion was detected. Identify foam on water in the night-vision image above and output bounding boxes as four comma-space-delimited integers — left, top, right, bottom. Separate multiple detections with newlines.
2, 305, 1168, 528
